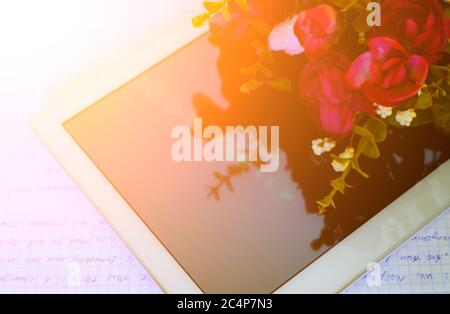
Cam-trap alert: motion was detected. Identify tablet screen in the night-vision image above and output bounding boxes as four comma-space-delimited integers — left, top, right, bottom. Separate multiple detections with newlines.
64, 34, 450, 293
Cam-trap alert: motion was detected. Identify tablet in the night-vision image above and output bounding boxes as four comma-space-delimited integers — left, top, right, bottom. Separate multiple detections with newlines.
31, 33, 450, 294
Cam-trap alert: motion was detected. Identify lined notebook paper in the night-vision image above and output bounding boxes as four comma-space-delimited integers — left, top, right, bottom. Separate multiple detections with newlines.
0, 109, 160, 293
344, 205, 450, 294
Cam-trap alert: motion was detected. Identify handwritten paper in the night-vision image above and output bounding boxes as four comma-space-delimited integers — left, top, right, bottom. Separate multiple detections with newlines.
0, 109, 161, 293
344, 206, 450, 294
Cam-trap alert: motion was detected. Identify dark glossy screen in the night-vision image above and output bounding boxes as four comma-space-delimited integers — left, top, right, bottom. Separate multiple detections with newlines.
64, 34, 449, 293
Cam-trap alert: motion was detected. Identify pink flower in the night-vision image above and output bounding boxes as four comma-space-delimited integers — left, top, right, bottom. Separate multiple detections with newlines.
294, 4, 339, 61
347, 37, 429, 108
268, 15, 304, 56
299, 53, 372, 138
374, 0, 450, 64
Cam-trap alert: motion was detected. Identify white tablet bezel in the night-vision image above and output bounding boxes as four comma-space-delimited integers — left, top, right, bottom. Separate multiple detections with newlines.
31, 29, 450, 294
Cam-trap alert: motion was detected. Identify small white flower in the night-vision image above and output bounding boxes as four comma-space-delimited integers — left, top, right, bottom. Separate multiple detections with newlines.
268, 15, 304, 56
374, 103, 393, 119
332, 147, 355, 173
312, 138, 336, 156
395, 109, 417, 127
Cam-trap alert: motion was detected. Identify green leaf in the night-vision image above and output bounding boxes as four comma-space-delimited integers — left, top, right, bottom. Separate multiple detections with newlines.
412, 109, 433, 126
331, 179, 347, 194
415, 92, 433, 110
354, 125, 381, 159
234, 0, 250, 11
266, 77, 292, 92
432, 96, 450, 136
398, 95, 418, 110
364, 116, 387, 143
353, 125, 376, 143
330, 154, 351, 161
445, 4, 450, 18
429, 64, 449, 78
351, 161, 370, 179
445, 39, 450, 54
317, 196, 336, 210
384, 113, 402, 128
359, 138, 380, 159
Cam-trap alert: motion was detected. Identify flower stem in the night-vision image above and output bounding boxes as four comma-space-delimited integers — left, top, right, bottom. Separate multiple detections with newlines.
318, 127, 366, 214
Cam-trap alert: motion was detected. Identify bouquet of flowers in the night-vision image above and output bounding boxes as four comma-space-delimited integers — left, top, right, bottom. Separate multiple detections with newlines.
193, 0, 450, 214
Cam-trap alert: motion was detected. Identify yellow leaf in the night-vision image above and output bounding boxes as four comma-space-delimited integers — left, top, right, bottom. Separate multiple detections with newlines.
256, 63, 273, 78
240, 64, 257, 76
234, 0, 250, 11
192, 13, 210, 28
222, 6, 231, 20
266, 77, 292, 92
317, 197, 332, 209
353, 12, 371, 33
319, 207, 328, 215
240, 79, 263, 94
340, 0, 359, 12
203, 1, 224, 14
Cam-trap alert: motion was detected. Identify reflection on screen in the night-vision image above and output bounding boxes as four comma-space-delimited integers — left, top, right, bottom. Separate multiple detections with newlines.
64, 35, 449, 293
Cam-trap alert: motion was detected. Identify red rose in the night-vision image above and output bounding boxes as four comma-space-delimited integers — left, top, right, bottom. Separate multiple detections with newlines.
294, 4, 339, 61
347, 37, 429, 108
300, 53, 372, 138
374, 0, 450, 64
